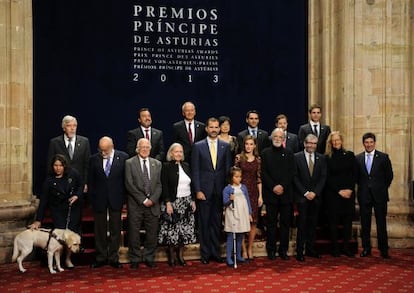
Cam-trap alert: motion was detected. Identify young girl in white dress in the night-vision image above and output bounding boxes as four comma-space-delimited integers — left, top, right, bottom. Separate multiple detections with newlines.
223, 166, 252, 267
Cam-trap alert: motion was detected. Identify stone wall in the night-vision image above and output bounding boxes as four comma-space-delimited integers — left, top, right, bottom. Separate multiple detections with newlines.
0, 0, 413, 264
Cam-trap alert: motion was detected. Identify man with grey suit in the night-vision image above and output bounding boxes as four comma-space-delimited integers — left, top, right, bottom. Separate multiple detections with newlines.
125, 138, 162, 268
126, 108, 165, 161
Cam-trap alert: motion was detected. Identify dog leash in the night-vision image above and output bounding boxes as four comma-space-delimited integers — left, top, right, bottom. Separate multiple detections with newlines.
65, 203, 72, 231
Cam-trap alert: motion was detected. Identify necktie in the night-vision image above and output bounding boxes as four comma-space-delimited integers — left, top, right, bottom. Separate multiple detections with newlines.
67, 137, 74, 159
252, 129, 257, 138
145, 129, 149, 140
313, 124, 319, 137
143, 159, 151, 195
282, 139, 286, 148
188, 122, 193, 144
308, 153, 314, 176
104, 157, 111, 177
366, 153, 372, 174
210, 141, 217, 169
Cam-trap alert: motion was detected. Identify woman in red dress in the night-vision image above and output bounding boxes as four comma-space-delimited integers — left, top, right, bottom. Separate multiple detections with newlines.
234, 135, 263, 259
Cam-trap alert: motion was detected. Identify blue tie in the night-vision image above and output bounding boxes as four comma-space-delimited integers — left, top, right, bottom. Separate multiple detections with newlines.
252, 130, 257, 138
366, 153, 372, 174
104, 157, 111, 177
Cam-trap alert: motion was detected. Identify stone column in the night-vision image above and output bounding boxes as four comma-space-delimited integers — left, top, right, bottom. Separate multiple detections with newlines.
309, 0, 414, 248
0, 0, 37, 263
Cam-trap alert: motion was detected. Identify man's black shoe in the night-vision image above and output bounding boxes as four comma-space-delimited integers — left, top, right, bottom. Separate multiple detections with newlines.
360, 250, 371, 257
201, 257, 209, 264
279, 253, 289, 260
381, 252, 391, 259
341, 249, 355, 258
110, 262, 123, 268
90, 261, 106, 269
305, 251, 321, 259
296, 255, 305, 262
144, 261, 157, 268
130, 262, 139, 269
211, 256, 224, 263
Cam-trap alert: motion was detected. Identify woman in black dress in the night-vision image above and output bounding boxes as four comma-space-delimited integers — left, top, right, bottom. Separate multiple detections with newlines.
325, 131, 356, 257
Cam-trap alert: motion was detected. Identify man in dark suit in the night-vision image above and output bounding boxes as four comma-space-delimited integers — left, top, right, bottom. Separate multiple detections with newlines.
172, 101, 206, 163
275, 114, 300, 153
47, 115, 91, 192
356, 132, 393, 259
237, 110, 270, 155
192, 117, 232, 264
89, 136, 128, 269
293, 133, 327, 261
125, 138, 162, 268
126, 108, 165, 161
261, 128, 296, 260
298, 103, 331, 154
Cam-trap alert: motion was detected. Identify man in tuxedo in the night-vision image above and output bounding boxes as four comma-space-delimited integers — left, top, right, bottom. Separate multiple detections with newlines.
237, 110, 270, 155
125, 138, 162, 268
126, 108, 165, 161
192, 117, 232, 264
275, 114, 300, 153
172, 101, 206, 163
356, 132, 393, 259
298, 103, 331, 154
293, 134, 327, 261
89, 137, 128, 269
47, 115, 91, 192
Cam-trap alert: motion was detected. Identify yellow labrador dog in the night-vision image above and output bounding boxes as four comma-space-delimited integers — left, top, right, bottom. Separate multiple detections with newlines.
12, 228, 81, 274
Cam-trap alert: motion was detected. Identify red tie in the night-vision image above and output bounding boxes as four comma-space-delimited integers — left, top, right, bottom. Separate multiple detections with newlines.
188, 123, 193, 144
145, 129, 149, 140
282, 139, 286, 148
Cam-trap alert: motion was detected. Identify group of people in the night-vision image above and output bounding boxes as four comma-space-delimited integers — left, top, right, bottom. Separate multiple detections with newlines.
29, 101, 394, 270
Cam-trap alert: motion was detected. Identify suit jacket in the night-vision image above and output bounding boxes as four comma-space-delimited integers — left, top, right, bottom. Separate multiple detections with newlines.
125, 156, 162, 216
191, 138, 232, 198
285, 132, 300, 153
261, 146, 296, 204
172, 120, 206, 162
161, 161, 194, 203
47, 135, 91, 185
237, 128, 270, 155
126, 127, 165, 161
293, 151, 327, 204
298, 123, 331, 154
355, 150, 393, 205
88, 150, 129, 212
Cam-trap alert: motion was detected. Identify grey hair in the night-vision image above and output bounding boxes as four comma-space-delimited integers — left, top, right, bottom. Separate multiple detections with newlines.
166, 143, 184, 162
61, 115, 77, 129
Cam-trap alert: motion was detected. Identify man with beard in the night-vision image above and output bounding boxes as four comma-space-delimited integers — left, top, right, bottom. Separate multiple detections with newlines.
192, 117, 232, 264
261, 128, 295, 260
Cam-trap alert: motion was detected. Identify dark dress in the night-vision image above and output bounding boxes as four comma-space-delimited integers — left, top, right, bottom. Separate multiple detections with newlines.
325, 148, 356, 252
235, 155, 261, 223
35, 168, 83, 233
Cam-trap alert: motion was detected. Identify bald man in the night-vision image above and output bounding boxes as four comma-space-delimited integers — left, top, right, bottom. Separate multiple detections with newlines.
88, 136, 129, 269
